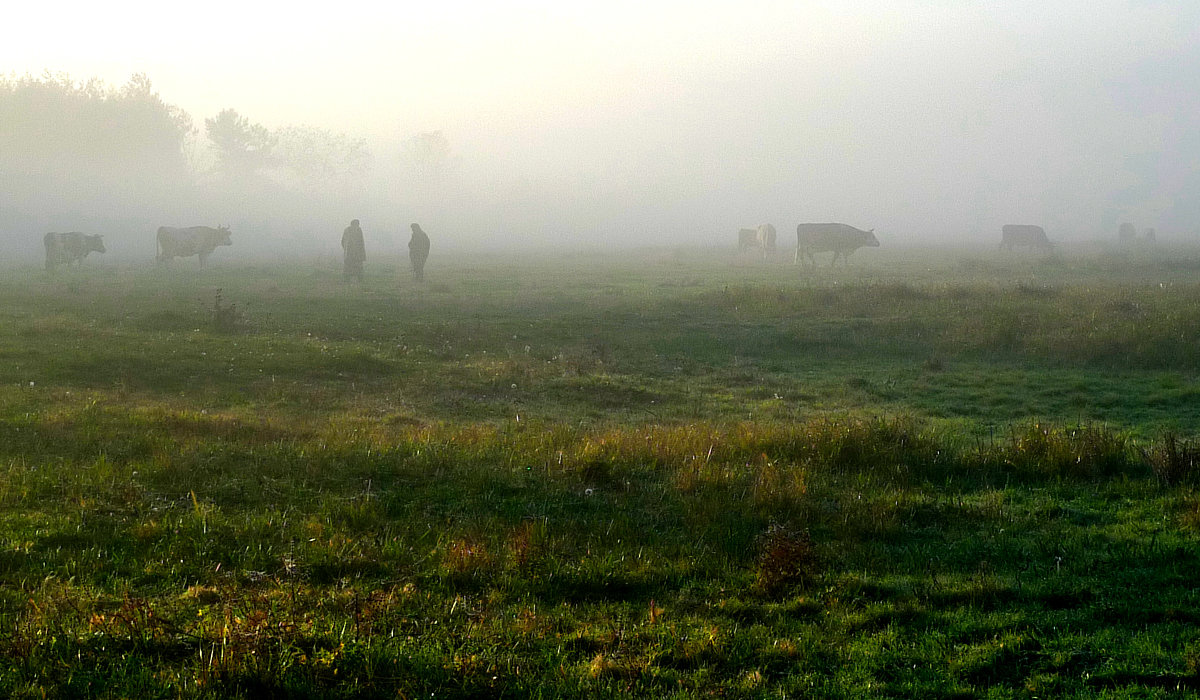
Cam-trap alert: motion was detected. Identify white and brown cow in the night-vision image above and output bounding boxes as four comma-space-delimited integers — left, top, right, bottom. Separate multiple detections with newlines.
156, 225, 232, 266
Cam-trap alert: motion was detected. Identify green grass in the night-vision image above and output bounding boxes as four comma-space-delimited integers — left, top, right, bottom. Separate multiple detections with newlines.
2, 245, 1200, 697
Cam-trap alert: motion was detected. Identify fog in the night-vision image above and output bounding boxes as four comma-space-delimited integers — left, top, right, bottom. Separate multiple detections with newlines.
2, 1, 1198, 264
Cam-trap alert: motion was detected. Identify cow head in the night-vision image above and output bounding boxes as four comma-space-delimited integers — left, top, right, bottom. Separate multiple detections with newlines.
864, 229, 880, 247
86, 234, 106, 254
215, 225, 232, 246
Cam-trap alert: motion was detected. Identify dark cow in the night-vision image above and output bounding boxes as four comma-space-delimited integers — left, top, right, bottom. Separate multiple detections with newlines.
737, 228, 759, 252
999, 224, 1054, 252
408, 223, 430, 282
156, 225, 232, 266
44, 232, 105, 271
1118, 222, 1137, 242
1144, 227, 1157, 243
794, 223, 880, 266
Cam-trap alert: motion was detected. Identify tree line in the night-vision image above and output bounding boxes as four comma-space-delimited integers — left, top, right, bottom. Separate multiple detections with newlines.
1, 72, 454, 257
0, 72, 378, 191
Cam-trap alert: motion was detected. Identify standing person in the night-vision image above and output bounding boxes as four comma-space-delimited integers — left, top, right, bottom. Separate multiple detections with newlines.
409, 223, 430, 282
341, 219, 366, 281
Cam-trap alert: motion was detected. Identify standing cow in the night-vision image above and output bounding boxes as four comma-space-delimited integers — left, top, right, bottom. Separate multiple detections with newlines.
737, 228, 759, 252
757, 223, 777, 253
794, 223, 880, 266
156, 226, 232, 266
45, 232, 105, 271
408, 223, 430, 282
1118, 222, 1137, 242
999, 224, 1054, 253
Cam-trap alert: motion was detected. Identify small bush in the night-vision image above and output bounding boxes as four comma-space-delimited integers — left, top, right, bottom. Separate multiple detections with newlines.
208, 288, 245, 333
754, 523, 818, 596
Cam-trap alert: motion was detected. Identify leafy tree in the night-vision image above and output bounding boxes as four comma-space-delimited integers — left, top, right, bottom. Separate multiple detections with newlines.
1, 71, 192, 180
271, 124, 372, 185
400, 130, 454, 183
0, 71, 194, 223
204, 108, 275, 177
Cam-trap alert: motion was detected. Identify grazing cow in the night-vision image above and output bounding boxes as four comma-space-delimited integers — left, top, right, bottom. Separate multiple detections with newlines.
44, 232, 105, 271
737, 224, 777, 258
156, 225, 232, 266
999, 224, 1054, 253
794, 223, 880, 266
1118, 222, 1137, 242
408, 223, 430, 282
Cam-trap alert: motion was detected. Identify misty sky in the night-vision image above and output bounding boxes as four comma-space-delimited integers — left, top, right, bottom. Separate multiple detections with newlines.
3, 1, 1198, 249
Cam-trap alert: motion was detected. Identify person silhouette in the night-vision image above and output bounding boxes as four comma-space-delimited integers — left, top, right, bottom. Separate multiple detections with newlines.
341, 219, 365, 281
408, 223, 430, 282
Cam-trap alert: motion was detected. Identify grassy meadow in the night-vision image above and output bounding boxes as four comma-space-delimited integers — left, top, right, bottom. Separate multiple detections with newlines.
3, 242, 1200, 697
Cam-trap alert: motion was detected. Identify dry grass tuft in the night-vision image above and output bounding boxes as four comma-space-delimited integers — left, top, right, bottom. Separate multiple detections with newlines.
1144, 433, 1200, 487
443, 537, 494, 577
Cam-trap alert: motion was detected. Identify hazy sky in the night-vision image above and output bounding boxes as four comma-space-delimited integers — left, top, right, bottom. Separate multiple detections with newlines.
4, 1, 1198, 247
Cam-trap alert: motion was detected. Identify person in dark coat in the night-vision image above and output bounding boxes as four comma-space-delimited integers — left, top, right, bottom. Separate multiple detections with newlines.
408, 223, 430, 282
341, 219, 366, 281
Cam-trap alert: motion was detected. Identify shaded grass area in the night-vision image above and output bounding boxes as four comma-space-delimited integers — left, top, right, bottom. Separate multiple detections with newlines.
3, 249, 1200, 696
